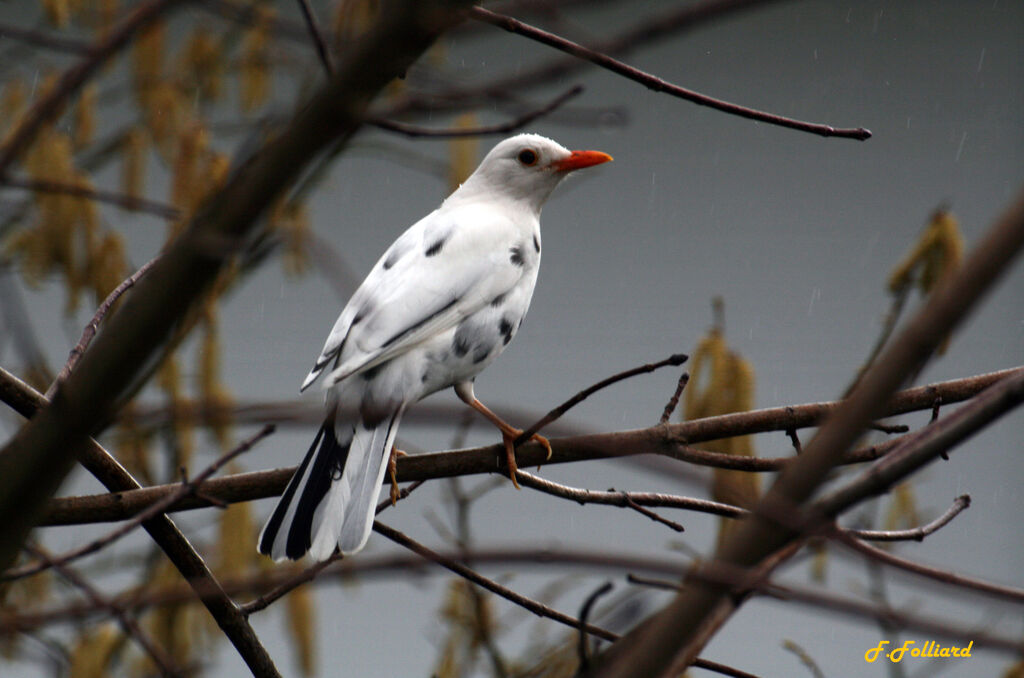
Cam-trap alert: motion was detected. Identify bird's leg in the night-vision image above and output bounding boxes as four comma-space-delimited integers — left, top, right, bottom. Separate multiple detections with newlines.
388, 446, 408, 506
454, 383, 552, 488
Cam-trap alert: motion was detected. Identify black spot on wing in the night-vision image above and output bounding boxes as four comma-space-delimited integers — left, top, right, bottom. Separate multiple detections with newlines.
499, 316, 514, 345
382, 297, 458, 348
352, 302, 372, 326
533, 234, 540, 253
509, 245, 524, 267
490, 292, 508, 307
472, 344, 491, 364
360, 363, 383, 381
452, 325, 471, 358
382, 249, 401, 271
425, 235, 447, 257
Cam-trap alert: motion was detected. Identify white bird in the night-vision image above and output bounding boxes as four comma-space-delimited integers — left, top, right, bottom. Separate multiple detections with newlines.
258, 133, 612, 561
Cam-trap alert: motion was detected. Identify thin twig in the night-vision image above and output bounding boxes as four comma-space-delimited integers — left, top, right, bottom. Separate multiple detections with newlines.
845, 494, 970, 542
578, 581, 614, 672
6, 426, 274, 582
1, 175, 181, 219
370, 85, 585, 138
293, 0, 333, 75
515, 353, 687, 445
833, 530, 1024, 604
0, 21, 93, 54
659, 372, 689, 424
781, 639, 825, 678
46, 257, 161, 399
469, 7, 871, 141
24, 544, 181, 677
373, 521, 617, 641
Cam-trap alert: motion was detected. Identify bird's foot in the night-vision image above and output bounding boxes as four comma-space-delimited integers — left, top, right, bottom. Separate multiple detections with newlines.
500, 430, 552, 489
388, 447, 408, 506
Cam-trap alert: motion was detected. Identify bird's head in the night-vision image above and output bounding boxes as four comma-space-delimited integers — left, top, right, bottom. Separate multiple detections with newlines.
452, 133, 612, 214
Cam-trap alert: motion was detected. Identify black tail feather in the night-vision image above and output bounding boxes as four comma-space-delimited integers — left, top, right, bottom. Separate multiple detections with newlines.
258, 422, 350, 559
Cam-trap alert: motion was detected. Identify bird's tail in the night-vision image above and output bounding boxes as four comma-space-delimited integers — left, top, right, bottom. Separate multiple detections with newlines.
258, 409, 403, 561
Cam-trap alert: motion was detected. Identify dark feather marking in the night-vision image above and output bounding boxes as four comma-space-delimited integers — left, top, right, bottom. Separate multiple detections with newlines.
533, 234, 540, 253
360, 363, 383, 382
499, 316, 514, 345
425, 235, 447, 257
490, 292, 507, 307
382, 297, 457, 348
509, 245, 525, 267
452, 334, 470, 358
472, 345, 491, 364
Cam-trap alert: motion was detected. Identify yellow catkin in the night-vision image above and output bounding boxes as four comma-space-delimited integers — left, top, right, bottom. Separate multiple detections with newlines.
114, 401, 154, 484
217, 475, 254, 578
88, 230, 127, 304
131, 20, 165, 108
333, 0, 379, 43
169, 124, 209, 235
448, 114, 479, 194
144, 81, 185, 154
886, 210, 964, 353
240, 6, 274, 111
280, 202, 311, 276
96, 0, 118, 39
884, 483, 920, 534
121, 127, 148, 202
137, 561, 199, 677
41, 0, 70, 27
0, 78, 28, 144
68, 624, 122, 678
199, 313, 234, 450
157, 354, 195, 469
73, 83, 97, 149
285, 584, 317, 676
178, 27, 224, 101
685, 312, 760, 549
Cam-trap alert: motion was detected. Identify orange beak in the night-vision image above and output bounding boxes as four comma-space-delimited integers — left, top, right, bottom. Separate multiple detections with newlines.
551, 149, 613, 172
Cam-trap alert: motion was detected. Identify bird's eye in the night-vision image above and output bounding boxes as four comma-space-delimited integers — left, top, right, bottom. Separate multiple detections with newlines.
517, 149, 538, 166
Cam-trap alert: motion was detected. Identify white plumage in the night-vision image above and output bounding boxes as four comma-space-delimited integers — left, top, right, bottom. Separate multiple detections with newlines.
259, 133, 612, 561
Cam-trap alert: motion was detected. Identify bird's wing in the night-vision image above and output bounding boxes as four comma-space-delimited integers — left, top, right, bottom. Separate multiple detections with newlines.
302, 204, 527, 391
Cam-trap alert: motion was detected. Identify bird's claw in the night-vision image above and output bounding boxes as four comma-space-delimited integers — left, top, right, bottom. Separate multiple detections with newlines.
388, 447, 408, 506
500, 430, 552, 488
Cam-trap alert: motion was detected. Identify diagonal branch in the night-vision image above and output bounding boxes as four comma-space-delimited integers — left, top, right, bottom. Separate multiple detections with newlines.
469, 6, 870, 141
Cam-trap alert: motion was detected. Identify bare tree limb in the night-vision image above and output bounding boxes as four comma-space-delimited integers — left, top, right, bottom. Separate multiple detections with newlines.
46, 257, 161, 399
469, 6, 871, 140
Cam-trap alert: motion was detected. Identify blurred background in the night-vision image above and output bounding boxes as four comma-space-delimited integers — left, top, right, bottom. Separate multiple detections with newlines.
1, 1, 1022, 676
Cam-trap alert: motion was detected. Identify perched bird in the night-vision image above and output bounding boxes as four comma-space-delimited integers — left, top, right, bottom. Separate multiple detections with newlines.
258, 133, 612, 561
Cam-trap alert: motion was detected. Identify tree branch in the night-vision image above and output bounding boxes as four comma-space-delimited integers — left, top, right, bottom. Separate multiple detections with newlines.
469, 6, 871, 141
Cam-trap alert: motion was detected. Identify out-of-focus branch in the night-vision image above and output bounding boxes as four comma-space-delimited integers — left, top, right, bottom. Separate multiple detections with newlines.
0, 21, 93, 54
584, 186, 1024, 678
0, 175, 181, 219
469, 6, 871, 140
370, 85, 584, 137
46, 257, 161, 398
